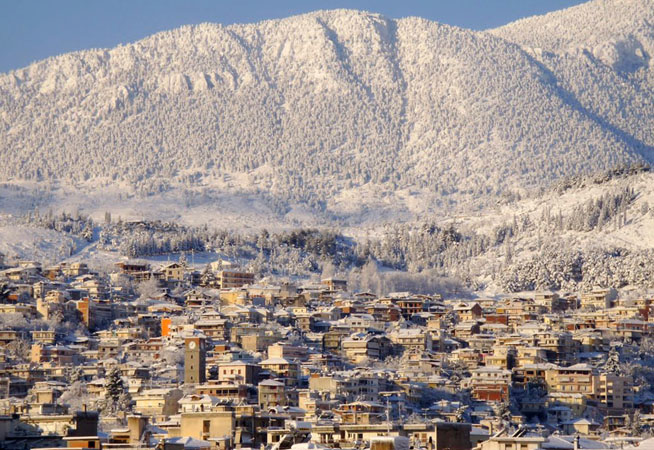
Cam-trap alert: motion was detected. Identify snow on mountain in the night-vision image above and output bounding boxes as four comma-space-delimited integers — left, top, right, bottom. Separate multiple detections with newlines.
1, 5, 652, 223
491, 0, 654, 163
492, 0, 654, 67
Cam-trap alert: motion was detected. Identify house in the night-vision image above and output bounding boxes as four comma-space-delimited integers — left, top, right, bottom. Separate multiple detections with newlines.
333, 401, 386, 424
454, 302, 483, 321
595, 373, 634, 414
580, 289, 616, 310
321, 278, 347, 292
259, 357, 300, 382
217, 361, 261, 384
545, 364, 595, 398
389, 328, 432, 354
468, 367, 512, 403
115, 261, 151, 274
160, 262, 185, 281
216, 270, 255, 289
259, 379, 286, 409
133, 388, 183, 416
389, 294, 425, 319
196, 381, 252, 403
534, 292, 563, 312
561, 418, 601, 436
341, 334, 386, 363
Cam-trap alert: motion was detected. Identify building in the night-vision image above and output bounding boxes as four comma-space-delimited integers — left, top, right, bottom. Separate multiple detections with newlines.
217, 270, 255, 289
595, 373, 634, 414
217, 361, 261, 384
334, 401, 386, 424
258, 380, 287, 409
468, 367, 512, 403
321, 278, 348, 292
160, 262, 185, 281
580, 289, 615, 310
545, 364, 595, 397
133, 388, 183, 416
185, 335, 207, 385
389, 328, 432, 353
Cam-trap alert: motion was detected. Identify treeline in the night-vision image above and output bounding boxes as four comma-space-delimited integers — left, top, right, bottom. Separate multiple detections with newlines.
96, 222, 355, 276
22, 210, 94, 241
99, 222, 223, 258
500, 247, 654, 292
356, 220, 525, 273
566, 187, 635, 231
552, 162, 650, 194
540, 186, 636, 232
93, 218, 489, 276
17, 176, 650, 291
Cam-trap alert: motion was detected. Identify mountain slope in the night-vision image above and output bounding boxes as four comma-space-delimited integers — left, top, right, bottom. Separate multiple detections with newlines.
0, 6, 652, 220
491, 0, 654, 161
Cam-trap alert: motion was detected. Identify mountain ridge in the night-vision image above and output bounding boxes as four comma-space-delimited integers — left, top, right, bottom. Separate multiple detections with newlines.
1, 3, 652, 222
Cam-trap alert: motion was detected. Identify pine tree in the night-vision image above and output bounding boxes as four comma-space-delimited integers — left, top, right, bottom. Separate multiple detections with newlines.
603, 347, 622, 375
631, 409, 642, 436
105, 367, 124, 411
69, 366, 84, 383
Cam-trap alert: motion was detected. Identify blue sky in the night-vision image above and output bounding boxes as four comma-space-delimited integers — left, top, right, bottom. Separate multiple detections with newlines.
0, 0, 588, 73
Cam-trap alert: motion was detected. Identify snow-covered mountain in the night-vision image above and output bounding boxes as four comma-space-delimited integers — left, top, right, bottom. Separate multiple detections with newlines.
491, 0, 654, 163
1, 1, 653, 221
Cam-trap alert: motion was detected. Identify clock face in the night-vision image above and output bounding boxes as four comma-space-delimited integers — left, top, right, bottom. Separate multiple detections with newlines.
189, 341, 197, 350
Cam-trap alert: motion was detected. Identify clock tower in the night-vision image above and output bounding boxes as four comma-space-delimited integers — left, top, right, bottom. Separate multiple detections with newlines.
184, 335, 206, 385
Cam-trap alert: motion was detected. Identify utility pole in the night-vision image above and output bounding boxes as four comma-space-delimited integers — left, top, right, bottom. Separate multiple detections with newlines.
386, 398, 391, 434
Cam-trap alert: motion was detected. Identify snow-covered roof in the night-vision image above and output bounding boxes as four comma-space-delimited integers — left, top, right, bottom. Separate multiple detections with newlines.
178, 394, 221, 405
562, 418, 599, 425
260, 357, 294, 365
564, 363, 593, 370
167, 436, 212, 449
290, 443, 329, 450
259, 380, 285, 386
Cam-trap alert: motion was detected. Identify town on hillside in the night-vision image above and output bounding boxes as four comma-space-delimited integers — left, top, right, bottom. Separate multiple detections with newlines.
0, 252, 652, 450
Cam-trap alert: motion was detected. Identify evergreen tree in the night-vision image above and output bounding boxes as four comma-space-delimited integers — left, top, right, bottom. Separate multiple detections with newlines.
105, 367, 125, 411
632, 409, 642, 436
69, 366, 85, 384
179, 251, 188, 267
603, 347, 623, 375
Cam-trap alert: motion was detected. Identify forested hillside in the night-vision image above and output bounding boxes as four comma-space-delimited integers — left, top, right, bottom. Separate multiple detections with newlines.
2, 165, 652, 295
1, 2, 653, 217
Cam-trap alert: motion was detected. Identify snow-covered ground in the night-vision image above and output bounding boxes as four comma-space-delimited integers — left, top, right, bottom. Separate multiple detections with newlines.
460, 172, 654, 253
2, 171, 653, 288
0, 224, 82, 264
